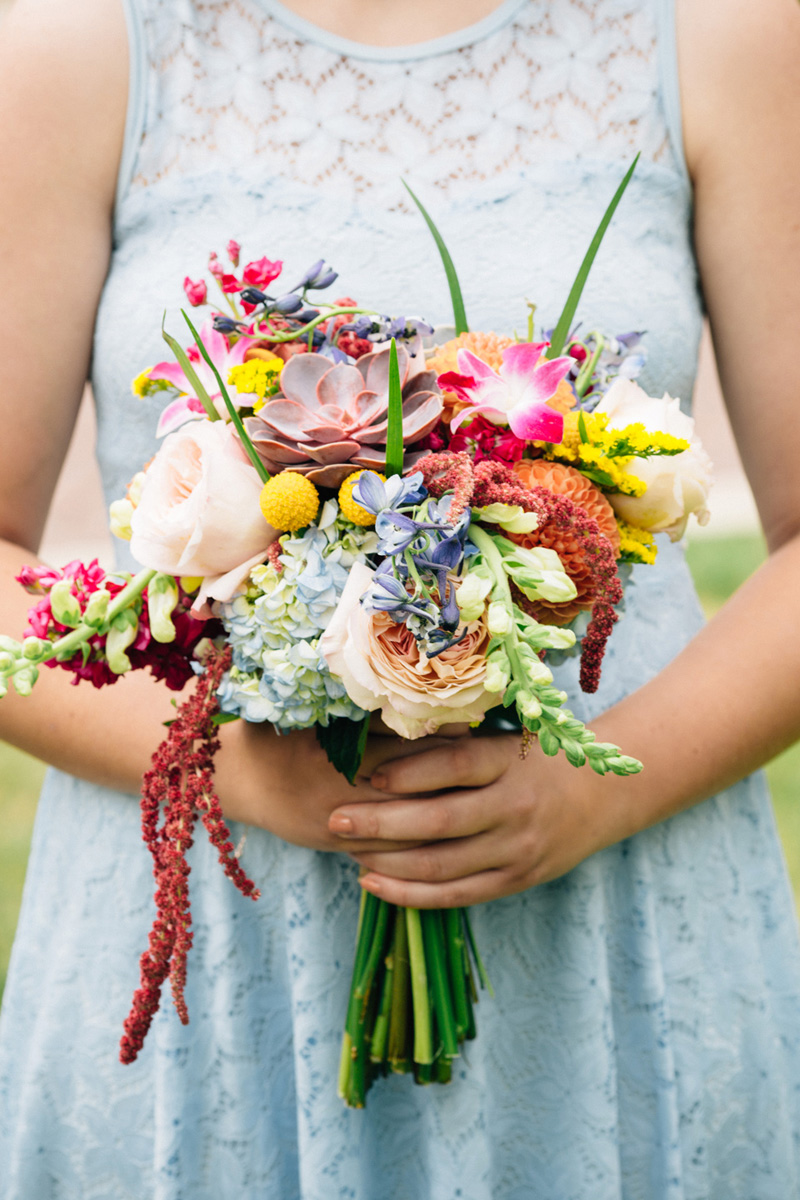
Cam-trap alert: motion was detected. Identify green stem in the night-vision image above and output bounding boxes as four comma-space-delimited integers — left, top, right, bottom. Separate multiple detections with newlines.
345, 892, 382, 1040
575, 333, 604, 397
421, 909, 459, 1059
244, 306, 376, 345
49, 568, 157, 664
370, 929, 396, 1064
388, 906, 411, 1072
406, 908, 433, 1065
444, 908, 469, 1041
462, 909, 493, 997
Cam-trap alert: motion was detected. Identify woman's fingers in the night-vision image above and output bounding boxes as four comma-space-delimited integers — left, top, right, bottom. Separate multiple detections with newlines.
328, 788, 497, 843
357, 867, 513, 910
369, 734, 515, 795
350, 828, 507, 883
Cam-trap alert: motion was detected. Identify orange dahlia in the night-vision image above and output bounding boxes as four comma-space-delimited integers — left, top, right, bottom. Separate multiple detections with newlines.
427, 331, 514, 375
508, 460, 620, 625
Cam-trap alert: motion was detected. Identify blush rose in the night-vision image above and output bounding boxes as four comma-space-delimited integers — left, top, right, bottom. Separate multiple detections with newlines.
320, 563, 502, 739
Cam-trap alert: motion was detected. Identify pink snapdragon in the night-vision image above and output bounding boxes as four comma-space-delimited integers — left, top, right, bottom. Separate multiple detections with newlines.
439, 342, 572, 442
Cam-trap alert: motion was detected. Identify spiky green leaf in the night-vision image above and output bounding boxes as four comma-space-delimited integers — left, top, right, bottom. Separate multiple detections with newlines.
402, 179, 469, 335
181, 310, 269, 483
385, 337, 404, 478
161, 317, 219, 421
547, 155, 640, 359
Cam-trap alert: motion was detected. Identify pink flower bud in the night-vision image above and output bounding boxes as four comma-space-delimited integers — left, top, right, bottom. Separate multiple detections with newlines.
208, 253, 224, 279
226, 239, 241, 267
183, 277, 207, 307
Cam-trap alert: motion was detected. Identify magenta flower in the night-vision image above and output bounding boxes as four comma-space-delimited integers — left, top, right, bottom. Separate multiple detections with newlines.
183, 277, 207, 308
242, 257, 282, 291
148, 319, 249, 437
439, 342, 572, 442
226, 240, 241, 267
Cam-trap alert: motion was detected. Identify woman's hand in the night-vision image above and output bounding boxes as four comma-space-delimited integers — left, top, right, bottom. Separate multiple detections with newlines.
328, 734, 636, 907
214, 720, 466, 855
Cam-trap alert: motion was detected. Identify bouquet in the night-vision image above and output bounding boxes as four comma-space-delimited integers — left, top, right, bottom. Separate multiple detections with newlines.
0, 164, 713, 1107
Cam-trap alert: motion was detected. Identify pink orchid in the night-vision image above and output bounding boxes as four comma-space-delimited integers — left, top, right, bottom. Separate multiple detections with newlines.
183, 277, 208, 307
242, 257, 282, 290
149, 319, 249, 437
440, 342, 572, 442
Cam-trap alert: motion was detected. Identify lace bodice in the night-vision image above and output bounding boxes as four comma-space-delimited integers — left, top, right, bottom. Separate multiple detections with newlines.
123, 0, 681, 210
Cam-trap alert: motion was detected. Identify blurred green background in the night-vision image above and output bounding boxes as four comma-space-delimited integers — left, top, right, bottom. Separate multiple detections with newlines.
1, 532, 799, 1000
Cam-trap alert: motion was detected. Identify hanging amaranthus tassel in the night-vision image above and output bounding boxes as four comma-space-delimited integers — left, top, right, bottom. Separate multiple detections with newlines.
119, 645, 259, 1064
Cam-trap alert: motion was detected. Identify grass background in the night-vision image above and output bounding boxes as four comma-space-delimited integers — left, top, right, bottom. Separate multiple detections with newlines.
1, 533, 799, 999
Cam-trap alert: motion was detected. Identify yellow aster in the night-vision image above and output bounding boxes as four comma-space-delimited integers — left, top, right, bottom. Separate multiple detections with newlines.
259, 472, 320, 532
338, 471, 384, 526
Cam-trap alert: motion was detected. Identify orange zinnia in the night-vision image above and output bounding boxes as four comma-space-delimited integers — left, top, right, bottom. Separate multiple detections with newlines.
508, 459, 620, 625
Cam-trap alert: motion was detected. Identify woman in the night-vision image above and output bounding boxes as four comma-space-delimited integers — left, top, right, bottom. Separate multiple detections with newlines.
0, 0, 799, 1195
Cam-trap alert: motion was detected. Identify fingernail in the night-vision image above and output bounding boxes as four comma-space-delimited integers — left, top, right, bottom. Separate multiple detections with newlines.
371, 773, 387, 789
359, 874, 382, 894
329, 815, 355, 836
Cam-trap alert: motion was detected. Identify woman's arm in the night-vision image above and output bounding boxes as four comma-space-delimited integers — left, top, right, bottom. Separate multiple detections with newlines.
333, 0, 800, 907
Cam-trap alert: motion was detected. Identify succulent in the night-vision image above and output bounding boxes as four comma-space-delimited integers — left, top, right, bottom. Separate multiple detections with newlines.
243, 344, 443, 488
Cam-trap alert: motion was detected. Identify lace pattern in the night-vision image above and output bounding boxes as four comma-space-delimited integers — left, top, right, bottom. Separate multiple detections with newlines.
128, 0, 674, 207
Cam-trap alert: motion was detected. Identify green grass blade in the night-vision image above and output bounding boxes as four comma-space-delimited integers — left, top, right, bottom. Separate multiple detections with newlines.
181, 311, 269, 483
546, 154, 640, 359
161, 317, 219, 421
385, 337, 404, 478
402, 179, 468, 335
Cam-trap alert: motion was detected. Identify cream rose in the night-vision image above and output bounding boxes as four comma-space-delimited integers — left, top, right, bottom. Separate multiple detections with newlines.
129, 419, 278, 602
594, 378, 713, 540
320, 563, 501, 739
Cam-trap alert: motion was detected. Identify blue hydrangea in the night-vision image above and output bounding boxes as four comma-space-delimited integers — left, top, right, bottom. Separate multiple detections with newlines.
215, 501, 378, 730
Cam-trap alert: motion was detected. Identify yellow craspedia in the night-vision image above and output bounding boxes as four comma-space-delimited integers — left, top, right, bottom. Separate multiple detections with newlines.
338, 471, 384, 526
259, 472, 320, 532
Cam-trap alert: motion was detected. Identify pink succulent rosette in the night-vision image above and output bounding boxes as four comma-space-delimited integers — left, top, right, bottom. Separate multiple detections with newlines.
321, 562, 500, 738
440, 341, 572, 441
245, 342, 443, 487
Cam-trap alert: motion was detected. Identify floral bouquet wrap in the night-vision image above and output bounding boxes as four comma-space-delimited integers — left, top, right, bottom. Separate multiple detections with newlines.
0, 167, 712, 1107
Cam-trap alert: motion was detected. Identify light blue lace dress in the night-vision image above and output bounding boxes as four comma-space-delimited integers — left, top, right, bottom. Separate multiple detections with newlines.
2, 1, 800, 1196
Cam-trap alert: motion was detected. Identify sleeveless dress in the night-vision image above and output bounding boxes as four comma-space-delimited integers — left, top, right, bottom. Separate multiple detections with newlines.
2, 2, 800, 1196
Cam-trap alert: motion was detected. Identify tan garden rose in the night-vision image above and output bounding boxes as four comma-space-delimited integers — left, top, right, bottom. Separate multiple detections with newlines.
129, 418, 278, 604
320, 563, 502, 739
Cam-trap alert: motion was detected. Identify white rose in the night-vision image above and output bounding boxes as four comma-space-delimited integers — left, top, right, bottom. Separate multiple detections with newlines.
130, 419, 278, 603
594, 379, 714, 541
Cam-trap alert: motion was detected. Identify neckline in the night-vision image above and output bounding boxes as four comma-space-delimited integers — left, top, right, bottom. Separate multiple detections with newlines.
258, 0, 530, 62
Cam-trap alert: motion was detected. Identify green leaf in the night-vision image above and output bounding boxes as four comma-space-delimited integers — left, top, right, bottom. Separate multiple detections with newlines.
161, 317, 219, 421
316, 713, 370, 785
212, 712, 240, 726
385, 337, 404, 478
402, 179, 469, 335
181, 310, 269, 483
546, 154, 640, 359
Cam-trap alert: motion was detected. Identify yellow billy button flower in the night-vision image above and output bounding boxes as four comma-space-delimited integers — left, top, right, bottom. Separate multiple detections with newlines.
259, 472, 320, 532
338, 471, 385, 527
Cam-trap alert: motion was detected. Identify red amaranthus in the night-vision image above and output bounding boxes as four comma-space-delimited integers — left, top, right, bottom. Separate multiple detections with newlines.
416, 453, 622, 693
119, 645, 259, 1064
